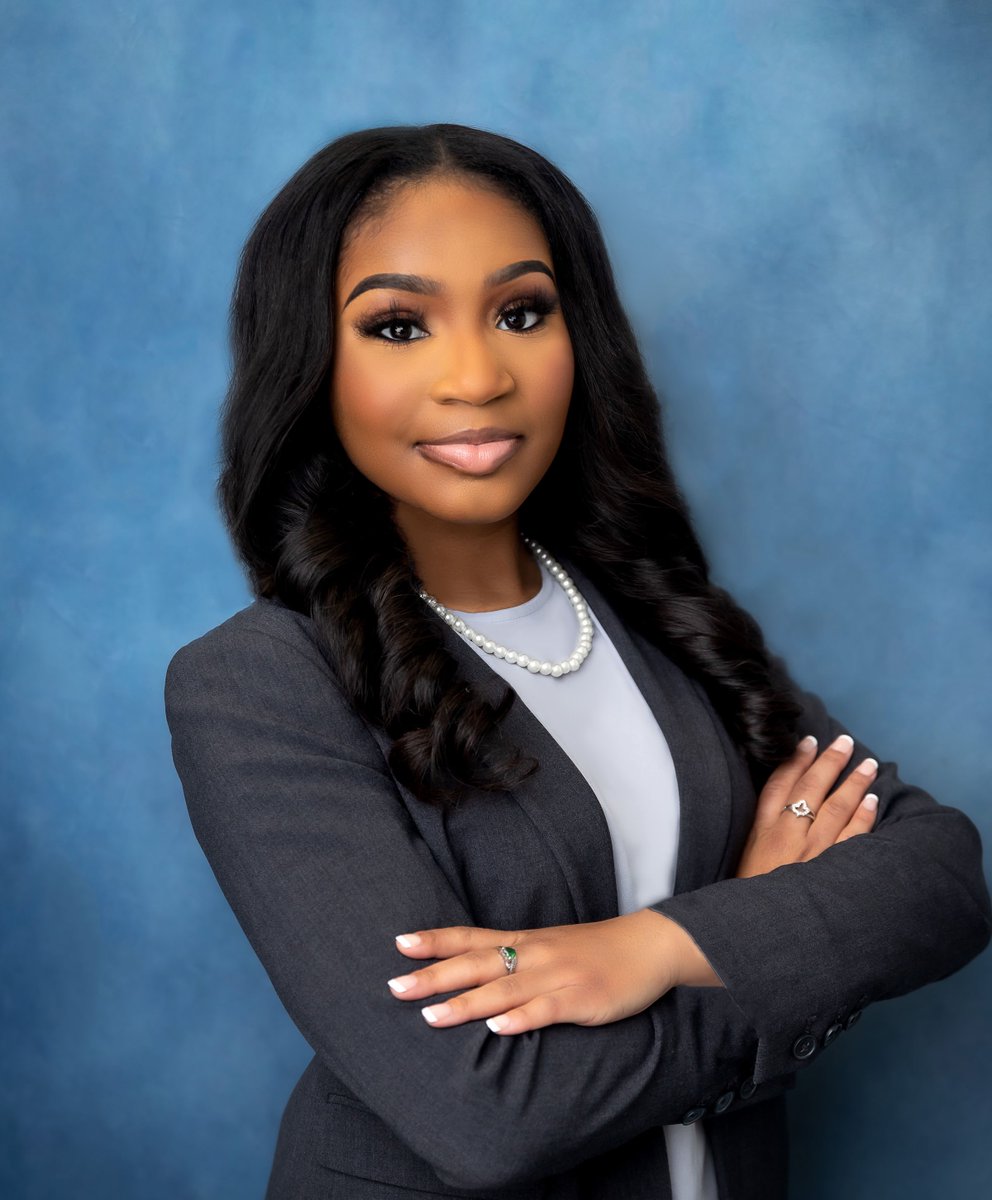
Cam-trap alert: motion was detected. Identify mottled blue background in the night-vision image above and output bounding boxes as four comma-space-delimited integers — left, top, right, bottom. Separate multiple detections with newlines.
3, 1, 990, 1196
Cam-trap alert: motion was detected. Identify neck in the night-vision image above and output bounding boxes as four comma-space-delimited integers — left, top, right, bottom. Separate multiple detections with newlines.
393, 509, 541, 613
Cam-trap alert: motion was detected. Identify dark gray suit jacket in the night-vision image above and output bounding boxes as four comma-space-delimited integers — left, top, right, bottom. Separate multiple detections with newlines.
164, 555, 991, 1199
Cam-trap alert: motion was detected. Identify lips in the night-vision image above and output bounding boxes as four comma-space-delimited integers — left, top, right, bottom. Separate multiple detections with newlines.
415, 428, 523, 475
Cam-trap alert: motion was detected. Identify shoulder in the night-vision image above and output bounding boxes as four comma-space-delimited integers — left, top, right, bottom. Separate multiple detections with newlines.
164, 597, 347, 721
163, 597, 394, 781
167, 596, 320, 673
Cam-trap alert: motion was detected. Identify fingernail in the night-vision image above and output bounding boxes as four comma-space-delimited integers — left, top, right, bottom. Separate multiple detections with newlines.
856, 757, 878, 776
798, 735, 817, 751
421, 1003, 451, 1023
396, 933, 422, 948
387, 975, 416, 993
830, 734, 854, 752
862, 793, 878, 811
486, 1015, 510, 1032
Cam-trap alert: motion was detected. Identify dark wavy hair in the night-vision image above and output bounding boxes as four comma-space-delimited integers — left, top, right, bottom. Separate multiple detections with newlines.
218, 122, 801, 805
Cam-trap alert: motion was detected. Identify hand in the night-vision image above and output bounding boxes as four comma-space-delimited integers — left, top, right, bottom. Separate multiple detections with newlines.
385, 909, 704, 1035
735, 733, 880, 879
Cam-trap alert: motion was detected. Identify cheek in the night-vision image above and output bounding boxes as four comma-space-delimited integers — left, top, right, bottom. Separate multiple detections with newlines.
530, 337, 575, 428
331, 356, 412, 461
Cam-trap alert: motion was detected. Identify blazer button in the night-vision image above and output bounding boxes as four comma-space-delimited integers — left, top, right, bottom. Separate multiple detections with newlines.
823, 1022, 844, 1047
739, 1077, 757, 1100
792, 1033, 817, 1059
681, 1106, 708, 1125
714, 1090, 735, 1113
845, 1009, 863, 1030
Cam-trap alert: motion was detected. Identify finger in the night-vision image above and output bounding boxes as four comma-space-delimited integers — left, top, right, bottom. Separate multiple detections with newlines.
485, 989, 597, 1035
753, 735, 819, 830
387, 945, 516, 1000
833, 792, 880, 844
419, 966, 560, 1028
393, 925, 523, 960
803, 755, 878, 851
785, 733, 856, 816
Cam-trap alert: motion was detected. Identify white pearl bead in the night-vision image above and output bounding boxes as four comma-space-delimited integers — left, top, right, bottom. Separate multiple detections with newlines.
419, 537, 596, 678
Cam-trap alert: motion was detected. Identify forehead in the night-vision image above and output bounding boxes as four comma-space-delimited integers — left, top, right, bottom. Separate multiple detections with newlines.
336, 177, 551, 287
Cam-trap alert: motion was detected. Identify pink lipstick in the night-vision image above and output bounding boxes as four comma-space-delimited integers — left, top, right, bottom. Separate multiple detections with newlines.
415, 428, 523, 476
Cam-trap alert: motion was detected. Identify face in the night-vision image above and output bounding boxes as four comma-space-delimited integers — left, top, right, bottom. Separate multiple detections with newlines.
330, 175, 574, 544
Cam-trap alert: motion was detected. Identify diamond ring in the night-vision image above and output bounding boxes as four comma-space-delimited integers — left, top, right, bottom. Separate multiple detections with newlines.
783, 799, 816, 820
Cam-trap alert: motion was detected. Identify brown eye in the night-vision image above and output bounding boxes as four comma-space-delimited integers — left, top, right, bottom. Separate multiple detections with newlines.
354, 310, 429, 344
381, 320, 424, 342
495, 292, 558, 334
498, 307, 538, 332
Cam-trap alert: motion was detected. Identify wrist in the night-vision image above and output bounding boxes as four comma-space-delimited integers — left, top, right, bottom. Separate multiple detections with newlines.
635, 908, 724, 988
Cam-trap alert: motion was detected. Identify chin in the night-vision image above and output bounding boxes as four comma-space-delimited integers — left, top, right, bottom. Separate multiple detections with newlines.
400, 490, 531, 529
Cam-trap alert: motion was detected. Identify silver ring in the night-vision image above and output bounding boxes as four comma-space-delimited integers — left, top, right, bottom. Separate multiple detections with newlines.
497, 946, 518, 974
783, 799, 816, 820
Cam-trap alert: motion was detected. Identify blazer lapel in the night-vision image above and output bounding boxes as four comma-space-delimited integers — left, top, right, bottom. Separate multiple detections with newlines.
558, 555, 741, 895
432, 616, 621, 924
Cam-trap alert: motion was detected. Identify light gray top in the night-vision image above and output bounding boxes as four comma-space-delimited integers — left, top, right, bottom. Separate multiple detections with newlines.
448, 557, 718, 1200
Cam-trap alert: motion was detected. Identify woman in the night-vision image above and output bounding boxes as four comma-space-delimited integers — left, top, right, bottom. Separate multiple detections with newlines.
164, 123, 991, 1199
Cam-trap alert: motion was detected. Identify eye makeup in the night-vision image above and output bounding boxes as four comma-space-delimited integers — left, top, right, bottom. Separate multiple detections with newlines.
352, 289, 561, 346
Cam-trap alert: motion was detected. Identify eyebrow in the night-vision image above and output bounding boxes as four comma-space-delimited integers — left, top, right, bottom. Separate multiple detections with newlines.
342, 259, 555, 309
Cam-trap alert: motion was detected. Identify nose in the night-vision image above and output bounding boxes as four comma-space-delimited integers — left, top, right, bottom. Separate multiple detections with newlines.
428, 328, 514, 406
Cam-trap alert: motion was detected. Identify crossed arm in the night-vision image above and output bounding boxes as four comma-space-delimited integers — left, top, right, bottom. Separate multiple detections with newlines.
381, 731, 885, 1033
165, 613, 991, 1190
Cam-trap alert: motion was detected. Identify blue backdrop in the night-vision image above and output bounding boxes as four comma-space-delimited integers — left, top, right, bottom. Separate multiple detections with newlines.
3, 2, 990, 1196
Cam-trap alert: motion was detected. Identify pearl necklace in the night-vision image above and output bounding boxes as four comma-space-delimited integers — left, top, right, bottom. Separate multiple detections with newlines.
417, 537, 594, 677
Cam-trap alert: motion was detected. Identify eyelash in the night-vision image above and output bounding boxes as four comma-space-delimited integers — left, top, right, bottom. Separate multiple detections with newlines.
353, 291, 560, 347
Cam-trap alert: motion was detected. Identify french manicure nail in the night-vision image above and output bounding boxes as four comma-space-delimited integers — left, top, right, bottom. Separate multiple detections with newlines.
862, 793, 879, 811
856, 757, 878, 776
396, 933, 422, 948
387, 976, 416, 993
830, 734, 854, 753
798, 735, 817, 751
486, 1015, 510, 1032
422, 1003, 451, 1023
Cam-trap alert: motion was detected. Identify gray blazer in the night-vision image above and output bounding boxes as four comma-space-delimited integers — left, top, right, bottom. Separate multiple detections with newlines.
164, 554, 991, 1199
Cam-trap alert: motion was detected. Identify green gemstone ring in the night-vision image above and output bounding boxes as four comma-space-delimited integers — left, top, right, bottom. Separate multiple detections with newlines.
497, 945, 518, 974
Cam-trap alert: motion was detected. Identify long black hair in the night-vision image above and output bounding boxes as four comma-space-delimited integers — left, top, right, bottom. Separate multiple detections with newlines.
218, 122, 801, 804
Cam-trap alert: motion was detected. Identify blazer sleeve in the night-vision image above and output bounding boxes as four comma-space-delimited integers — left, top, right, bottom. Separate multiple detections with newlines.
649, 657, 992, 1087
165, 611, 772, 1192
